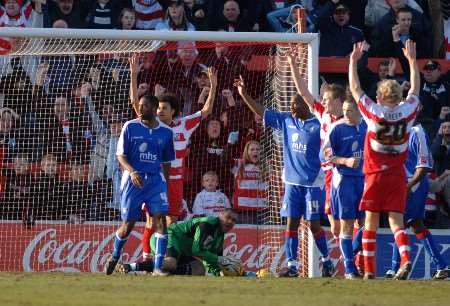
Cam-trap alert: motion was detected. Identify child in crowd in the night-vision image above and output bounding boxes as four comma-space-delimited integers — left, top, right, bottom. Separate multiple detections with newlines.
192, 170, 230, 217
231, 140, 267, 211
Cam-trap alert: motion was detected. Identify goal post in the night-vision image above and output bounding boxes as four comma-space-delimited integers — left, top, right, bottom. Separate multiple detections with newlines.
0, 27, 320, 276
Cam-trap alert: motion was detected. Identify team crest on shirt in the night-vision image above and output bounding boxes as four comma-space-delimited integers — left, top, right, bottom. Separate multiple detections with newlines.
158, 138, 163, 145
203, 235, 214, 248
291, 133, 299, 142
351, 141, 359, 152
139, 142, 148, 152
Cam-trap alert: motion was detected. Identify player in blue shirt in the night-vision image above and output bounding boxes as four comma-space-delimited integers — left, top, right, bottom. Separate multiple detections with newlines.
385, 124, 449, 280
104, 94, 175, 276
234, 76, 333, 277
322, 99, 366, 279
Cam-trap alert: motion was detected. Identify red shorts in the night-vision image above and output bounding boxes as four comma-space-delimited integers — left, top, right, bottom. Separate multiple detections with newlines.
360, 170, 406, 213
324, 170, 332, 215
168, 179, 183, 217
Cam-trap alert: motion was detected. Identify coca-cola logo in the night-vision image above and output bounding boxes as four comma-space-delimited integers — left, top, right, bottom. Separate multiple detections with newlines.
223, 232, 287, 273
22, 228, 143, 272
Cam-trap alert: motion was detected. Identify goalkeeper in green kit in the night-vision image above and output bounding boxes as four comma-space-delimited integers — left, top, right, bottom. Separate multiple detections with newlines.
114, 209, 243, 276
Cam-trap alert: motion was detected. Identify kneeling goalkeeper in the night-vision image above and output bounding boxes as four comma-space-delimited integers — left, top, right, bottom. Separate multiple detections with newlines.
115, 208, 241, 276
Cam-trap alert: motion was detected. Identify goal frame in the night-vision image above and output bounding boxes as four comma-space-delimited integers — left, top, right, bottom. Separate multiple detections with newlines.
0, 27, 321, 277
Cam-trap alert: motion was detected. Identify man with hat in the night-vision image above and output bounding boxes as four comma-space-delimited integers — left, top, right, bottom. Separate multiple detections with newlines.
418, 60, 450, 138
316, 1, 364, 57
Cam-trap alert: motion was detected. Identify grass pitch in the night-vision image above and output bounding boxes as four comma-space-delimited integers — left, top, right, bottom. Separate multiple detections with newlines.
1, 273, 449, 306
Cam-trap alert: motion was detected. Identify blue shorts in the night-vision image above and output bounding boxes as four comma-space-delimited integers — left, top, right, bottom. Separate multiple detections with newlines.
281, 184, 325, 221
120, 171, 168, 221
404, 179, 428, 225
331, 173, 364, 220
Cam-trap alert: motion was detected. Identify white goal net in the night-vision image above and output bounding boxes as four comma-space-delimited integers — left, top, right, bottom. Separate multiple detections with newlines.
0, 28, 318, 275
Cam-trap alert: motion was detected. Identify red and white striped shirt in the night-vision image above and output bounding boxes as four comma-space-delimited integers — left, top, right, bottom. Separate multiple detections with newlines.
132, 0, 164, 30
313, 101, 341, 170
232, 160, 267, 210
0, 2, 32, 27
169, 111, 202, 180
358, 94, 420, 174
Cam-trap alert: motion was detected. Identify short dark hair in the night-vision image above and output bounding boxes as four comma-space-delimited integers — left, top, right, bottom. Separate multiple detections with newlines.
396, 7, 412, 17
140, 95, 159, 108
158, 93, 179, 115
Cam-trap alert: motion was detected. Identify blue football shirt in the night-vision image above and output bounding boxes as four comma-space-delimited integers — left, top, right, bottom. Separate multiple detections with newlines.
264, 109, 323, 187
404, 124, 433, 179
116, 119, 175, 174
324, 119, 367, 176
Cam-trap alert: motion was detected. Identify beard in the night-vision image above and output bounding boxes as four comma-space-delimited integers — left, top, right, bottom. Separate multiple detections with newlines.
140, 113, 155, 121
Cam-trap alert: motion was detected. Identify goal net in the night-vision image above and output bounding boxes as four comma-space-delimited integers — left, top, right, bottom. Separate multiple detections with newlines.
0, 28, 319, 275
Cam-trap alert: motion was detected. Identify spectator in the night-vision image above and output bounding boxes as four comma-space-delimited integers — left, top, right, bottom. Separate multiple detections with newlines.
169, 41, 206, 114
231, 140, 267, 212
44, 0, 89, 28
192, 170, 231, 217
372, 0, 431, 57
431, 119, 450, 176
106, 113, 124, 212
365, 0, 423, 29
317, 3, 364, 57
155, 0, 195, 31
183, 0, 207, 30
267, 2, 316, 33
0, 0, 44, 27
86, 0, 121, 29
210, 0, 252, 32
132, 0, 164, 30
188, 117, 231, 198
357, 42, 400, 101
80, 82, 111, 184
33, 153, 65, 220
376, 7, 430, 59
0, 107, 20, 165
418, 60, 450, 137
117, 7, 136, 29
63, 160, 90, 223
4, 153, 34, 221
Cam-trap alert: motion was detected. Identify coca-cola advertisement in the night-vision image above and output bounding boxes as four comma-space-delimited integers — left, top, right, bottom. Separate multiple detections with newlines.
1, 222, 449, 279
0, 222, 294, 273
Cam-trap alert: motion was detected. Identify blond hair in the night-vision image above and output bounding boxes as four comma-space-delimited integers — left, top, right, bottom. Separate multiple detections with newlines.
236, 140, 260, 180
376, 79, 402, 105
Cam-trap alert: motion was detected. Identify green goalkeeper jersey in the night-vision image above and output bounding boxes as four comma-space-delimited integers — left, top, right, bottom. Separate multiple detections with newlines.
168, 216, 225, 276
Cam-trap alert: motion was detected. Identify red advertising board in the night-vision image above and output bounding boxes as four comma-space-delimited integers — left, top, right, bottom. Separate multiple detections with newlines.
0, 222, 285, 273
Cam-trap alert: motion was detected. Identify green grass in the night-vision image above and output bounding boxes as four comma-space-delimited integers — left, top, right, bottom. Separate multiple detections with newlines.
1, 273, 449, 306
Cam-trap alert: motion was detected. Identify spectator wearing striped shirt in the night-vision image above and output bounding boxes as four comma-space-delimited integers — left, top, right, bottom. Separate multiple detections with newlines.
86, 0, 121, 29
132, 0, 164, 30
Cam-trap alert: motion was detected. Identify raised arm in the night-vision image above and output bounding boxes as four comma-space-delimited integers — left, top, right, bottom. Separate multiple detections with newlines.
129, 54, 140, 116
286, 47, 315, 109
201, 67, 218, 119
402, 40, 419, 97
233, 76, 265, 117
349, 42, 365, 102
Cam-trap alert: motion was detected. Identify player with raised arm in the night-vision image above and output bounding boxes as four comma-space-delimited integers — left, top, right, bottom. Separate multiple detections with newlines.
322, 99, 366, 279
348, 40, 420, 280
115, 209, 242, 277
103, 91, 175, 276
385, 123, 449, 279
129, 54, 217, 261
234, 77, 334, 277
287, 47, 346, 242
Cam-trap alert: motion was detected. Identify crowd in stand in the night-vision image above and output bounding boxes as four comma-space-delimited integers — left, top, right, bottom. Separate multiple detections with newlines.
0, 0, 449, 228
